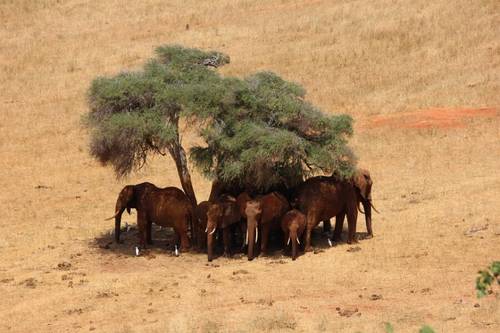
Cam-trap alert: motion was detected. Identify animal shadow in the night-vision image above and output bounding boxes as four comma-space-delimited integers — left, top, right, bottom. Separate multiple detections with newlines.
93, 222, 181, 256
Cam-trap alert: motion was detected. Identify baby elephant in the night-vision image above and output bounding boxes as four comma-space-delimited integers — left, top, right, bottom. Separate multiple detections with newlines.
281, 209, 306, 260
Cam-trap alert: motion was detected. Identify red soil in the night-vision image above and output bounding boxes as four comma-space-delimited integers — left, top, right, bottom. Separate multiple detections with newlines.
364, 107, 498, 129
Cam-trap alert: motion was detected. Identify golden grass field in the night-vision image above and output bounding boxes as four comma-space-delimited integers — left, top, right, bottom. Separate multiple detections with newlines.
1, 0, 499, 332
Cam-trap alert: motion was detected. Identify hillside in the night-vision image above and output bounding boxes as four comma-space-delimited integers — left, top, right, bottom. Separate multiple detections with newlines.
0, 0, 499, 332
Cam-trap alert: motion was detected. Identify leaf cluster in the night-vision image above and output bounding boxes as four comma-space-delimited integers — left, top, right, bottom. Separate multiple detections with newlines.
476, 261, 500, 298
84, 45, 230, 177
190, 71, 355, 192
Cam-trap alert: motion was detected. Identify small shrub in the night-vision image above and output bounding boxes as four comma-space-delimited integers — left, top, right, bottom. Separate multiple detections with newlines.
476, 261, 500, 298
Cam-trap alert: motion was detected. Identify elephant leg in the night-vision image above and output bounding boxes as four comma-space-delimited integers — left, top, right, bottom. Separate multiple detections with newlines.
175, 223, 190, 252
136, 211, 148, 249
180, 232, 190, 251
333, 209, 346, 242
362, 199, 373, 238
346, 204, 359, 244
240, 221, 247, 252
260, 225, 271, 255
222, 228, 231, 257
304, 213, 316, 252
323, 219, 332, 233
147, 220, 153, 245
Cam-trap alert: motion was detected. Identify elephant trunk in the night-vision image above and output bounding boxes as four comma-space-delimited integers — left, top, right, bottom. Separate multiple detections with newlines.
362, 199, 373, 237
114, 208, 125, 243
247, 223, 256, 261
290, 229, 299, 260
207, 230, 214, 262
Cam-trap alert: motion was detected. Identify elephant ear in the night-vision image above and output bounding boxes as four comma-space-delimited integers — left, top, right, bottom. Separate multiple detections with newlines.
353, 169, 372, 201
118, 185, 135, 212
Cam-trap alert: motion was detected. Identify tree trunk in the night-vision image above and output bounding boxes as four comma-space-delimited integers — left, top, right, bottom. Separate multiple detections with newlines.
169, 142, 197, 207
166, 114, 197, 207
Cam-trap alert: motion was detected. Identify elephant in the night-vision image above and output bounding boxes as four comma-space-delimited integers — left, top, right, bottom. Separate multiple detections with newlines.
281, 209, 306, 260
208, 179, 245, 202
106, 183, 193, 251
293, 168, 377, 251
244, 192, 289, 261
194, 201, 210, 250
333, 168, 378, 242
205, 195, 242, 262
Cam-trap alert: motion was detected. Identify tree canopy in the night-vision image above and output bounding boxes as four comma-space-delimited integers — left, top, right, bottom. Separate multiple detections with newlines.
85, 44, 356, 197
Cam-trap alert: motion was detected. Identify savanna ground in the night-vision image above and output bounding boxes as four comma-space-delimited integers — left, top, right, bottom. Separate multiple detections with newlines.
1, 0, 499, 332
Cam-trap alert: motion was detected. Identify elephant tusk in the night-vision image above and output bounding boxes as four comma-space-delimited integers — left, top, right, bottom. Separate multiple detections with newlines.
205, 227, 208, 233
135, 246, 140, 256
370, 201, 380, 214
209, 227, 217, 235
296, 237, 300, 245
287, 237, 291, 246
245, 230, 248, 245
358, 203, 365, 215
255, 227, 258, 243
174, 245, 179, 257
327, 238, 333, 247
104, 211, 120, 221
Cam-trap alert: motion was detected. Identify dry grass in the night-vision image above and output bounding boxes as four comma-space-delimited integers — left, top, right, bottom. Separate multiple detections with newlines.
0, 0, 499, 332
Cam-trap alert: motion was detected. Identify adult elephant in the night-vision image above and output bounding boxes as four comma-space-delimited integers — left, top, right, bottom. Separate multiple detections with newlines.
244, 192, 289, 261
194, 201, 210, 250
205, 195, 242, 262
333, 169, 378, 242
106, 183, 193, 251
293, 169, 377, 251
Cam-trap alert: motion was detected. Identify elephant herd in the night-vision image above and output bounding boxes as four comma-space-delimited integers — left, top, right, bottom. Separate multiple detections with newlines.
106, 169, 377, 261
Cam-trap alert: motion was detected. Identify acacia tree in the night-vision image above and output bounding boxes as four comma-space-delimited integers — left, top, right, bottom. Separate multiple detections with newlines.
85, 44, 356, 203
85, 45, 229, 206
189, 71, 356, 193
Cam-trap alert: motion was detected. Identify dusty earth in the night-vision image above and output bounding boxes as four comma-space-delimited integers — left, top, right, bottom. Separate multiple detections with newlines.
1, 0, 499, 332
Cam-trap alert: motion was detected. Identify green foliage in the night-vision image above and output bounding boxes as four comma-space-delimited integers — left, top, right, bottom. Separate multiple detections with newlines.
85, 44, 355, 190
384, 323, 435, 333
476, 261, 500, 298
84, 45, 230, 177
418, 326, 435, 333
189, 71, 355, 192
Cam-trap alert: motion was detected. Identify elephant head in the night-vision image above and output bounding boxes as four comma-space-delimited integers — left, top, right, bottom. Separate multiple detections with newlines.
206, 203, 222, 262
353, 169, 372, 201
105, 185, 137, 243
282, 209, 305, 261
206, 196, 240, 262
353, 169, 378, 237
245, 200, 262, 261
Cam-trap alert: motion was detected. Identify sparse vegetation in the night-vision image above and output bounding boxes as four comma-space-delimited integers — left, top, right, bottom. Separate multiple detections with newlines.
476, 261, 500, 298
384, 322, 436, 333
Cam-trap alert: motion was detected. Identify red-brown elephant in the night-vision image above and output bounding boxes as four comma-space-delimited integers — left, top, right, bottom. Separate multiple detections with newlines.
106, 183, 193, 252
281, 209, 306, 260
293, 169, 376, 251
205, 195, 242, 262
194, 201, 210, 250
244, 192, 289, 261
